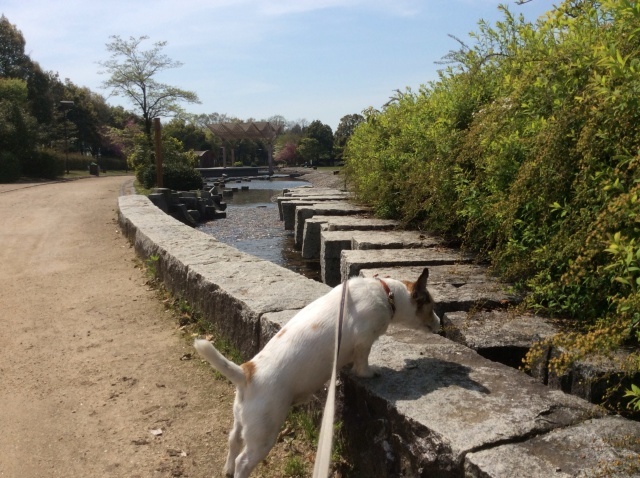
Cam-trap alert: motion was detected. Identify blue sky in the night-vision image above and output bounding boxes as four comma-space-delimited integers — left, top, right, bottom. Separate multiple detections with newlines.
2, 0, 557, 130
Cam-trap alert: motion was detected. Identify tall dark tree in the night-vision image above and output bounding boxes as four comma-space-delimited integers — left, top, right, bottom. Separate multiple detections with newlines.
98, 35, 200, 139
334, 114, 364, 162
304, 120, 334, 165
164, 118, 212, 151
0, 15, 29, 79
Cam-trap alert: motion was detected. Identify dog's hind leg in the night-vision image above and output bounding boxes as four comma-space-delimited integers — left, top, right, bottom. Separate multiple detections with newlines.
224, 397, 244, 476
234, 405, 288, 478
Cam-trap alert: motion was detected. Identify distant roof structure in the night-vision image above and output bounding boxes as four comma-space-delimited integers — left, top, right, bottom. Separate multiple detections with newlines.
207, 121, 282, 142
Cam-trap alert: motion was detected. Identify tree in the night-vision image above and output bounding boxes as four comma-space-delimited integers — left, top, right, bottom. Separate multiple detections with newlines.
297, 137, 323, 166
98, 35, 200, 139
274, 142, 299, 166
304, 120, 334, 165
164, 118, 213, 151
334, 114, 364, 162
0, 15, 29, 79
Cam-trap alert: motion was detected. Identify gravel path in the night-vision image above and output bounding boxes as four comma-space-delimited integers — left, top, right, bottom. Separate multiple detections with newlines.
0, 175, 314, 478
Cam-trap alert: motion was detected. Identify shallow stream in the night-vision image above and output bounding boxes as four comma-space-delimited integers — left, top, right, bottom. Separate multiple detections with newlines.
197, 178, 322, 281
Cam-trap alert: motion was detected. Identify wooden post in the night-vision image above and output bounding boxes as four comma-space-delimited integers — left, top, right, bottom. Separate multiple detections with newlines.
154, 118, 163, 188
267, 142, 274, 176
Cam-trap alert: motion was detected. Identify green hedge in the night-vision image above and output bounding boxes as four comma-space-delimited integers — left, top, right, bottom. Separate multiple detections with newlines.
0, 151, 21, 183
141, 162, 203, 191
344, 0, 640, 411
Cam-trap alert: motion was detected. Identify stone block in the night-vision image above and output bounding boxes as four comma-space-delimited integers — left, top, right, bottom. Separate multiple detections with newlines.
277, 195, 348, 221
301, 216, 331, 259
465, 416, 640, 478
359, 263, 494, 286
341, 248, 474, 283
340, 329, 600, 477
294, 202, 371, 247
352, 230, 442, 250
302, 215, 399, 260
442, 310, 558, 369
147, 192, 169, 213
280, 200, 316, 229
320, 230, 355, 286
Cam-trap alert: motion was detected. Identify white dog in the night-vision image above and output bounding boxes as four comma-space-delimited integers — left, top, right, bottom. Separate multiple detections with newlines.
194, 268, 440, 478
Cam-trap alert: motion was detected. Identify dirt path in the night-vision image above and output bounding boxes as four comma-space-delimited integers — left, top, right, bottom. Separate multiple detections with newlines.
0, 176, 297, 478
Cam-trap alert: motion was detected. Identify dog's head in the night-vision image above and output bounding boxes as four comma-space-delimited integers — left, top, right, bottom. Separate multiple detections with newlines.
407, 268, 440, 333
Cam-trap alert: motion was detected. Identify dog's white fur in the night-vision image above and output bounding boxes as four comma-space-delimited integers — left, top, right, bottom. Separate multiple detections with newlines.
194, 268, 439, 478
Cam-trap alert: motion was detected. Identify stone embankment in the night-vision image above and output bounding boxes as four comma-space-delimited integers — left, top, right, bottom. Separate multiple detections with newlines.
118, 178, 640, 477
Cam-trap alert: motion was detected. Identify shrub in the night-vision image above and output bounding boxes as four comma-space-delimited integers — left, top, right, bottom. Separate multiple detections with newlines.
0, 151, 21, 183
344, 0, 640, 412
141, 162, 203, 191
20, 150, 63, 179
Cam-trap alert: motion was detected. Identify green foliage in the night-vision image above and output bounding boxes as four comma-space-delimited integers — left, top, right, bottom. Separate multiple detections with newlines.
20, 150, 64, 179
98, 35, 200, 138
624, 383, 640, 411
334, 114, 364, 162
0, 151, 21, 182
283, 456, 306, 477
141, 162, 203, 191
128, 132, 199, 187
345, 0, 640, 395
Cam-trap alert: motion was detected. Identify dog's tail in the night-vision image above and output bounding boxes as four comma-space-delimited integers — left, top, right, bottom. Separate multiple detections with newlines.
193, 339, 246, 388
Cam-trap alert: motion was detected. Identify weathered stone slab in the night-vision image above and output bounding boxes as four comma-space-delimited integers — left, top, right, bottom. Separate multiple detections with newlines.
443, 310, 558, 369
341, 248, 474, 283
294, 202, 371, 247
277, 196, 349, 221
340, 328, 601, 477
302, 215, 398, 260
324, 216, 399, 231
322, 232, 447, 287
465, 416, 640, 478
321, 230, 356, 286
358, 267, 519, 317
357, 263, 495, 286
547, 349, 640, 406
283, 187, 348, 197
281, 200, 316, 229
352, 230, 442, 250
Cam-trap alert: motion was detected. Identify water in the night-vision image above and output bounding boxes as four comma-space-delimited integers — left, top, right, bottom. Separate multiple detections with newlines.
197, 178, 322, 281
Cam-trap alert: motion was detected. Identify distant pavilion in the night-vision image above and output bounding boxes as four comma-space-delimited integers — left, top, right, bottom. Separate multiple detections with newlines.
207, 122, 283, 174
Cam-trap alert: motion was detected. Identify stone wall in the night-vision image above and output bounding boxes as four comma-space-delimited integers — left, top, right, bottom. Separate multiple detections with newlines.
118, 193, 640, 478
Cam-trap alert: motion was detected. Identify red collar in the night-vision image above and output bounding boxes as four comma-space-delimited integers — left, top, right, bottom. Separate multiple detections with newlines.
376, 278, 396, 316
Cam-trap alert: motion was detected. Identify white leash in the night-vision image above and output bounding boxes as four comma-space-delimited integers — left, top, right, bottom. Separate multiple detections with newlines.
312, 279, 349, 478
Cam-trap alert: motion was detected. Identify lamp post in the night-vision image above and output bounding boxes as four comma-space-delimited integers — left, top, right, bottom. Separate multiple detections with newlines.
60, 100, 74, 175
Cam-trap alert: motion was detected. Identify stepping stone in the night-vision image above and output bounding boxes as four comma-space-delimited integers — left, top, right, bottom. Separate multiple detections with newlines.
359, 265, 520, 317
442, 310, 558, 369
294, 202, 371, 247
341, 248, 474, 284
301, 215, 398, 259
320, 231, 442, 286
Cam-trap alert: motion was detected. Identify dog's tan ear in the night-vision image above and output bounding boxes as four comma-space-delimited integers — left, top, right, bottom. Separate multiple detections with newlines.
412, 268, 430, 301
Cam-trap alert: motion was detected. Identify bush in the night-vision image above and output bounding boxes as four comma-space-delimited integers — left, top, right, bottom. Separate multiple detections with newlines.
64, 153, 128, 172
0, 151, 21, 183
141, 162, 203, 191
20, 150, 63, 179
344, 0, 640, 412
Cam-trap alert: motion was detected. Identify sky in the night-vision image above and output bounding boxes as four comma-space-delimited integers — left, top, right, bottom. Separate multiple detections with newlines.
2, 0, 558, 131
